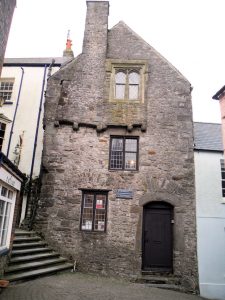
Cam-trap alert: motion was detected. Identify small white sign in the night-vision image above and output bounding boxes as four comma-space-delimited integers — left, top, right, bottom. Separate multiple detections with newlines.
0, 166, 22, 190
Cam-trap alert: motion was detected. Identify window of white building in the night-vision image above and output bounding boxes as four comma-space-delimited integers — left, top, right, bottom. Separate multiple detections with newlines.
0, 184, 16, 250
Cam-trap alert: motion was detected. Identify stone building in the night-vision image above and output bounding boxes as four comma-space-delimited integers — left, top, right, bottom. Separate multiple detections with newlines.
0, 0, 16, 76
35, 0, 198, 290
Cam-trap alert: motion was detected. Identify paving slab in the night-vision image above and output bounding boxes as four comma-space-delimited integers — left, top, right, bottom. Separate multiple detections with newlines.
0, 272, 208, 300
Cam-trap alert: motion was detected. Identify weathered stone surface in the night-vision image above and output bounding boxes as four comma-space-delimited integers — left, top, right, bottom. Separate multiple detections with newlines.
35, 0, 198, 292
0, 0, 16, 75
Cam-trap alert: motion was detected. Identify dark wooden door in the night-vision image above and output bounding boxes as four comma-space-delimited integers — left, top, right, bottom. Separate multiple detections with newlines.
142, 202, 173, 271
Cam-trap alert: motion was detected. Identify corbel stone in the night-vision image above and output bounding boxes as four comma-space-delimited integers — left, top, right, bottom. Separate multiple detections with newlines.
127, 124, 133, 132
54, 121, 59, 127
72, 122, 79, 131
141, 123, 147, 132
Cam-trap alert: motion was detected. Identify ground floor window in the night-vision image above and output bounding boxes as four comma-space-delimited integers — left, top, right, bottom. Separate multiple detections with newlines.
0, 184, 15, 249
80, 191, 108, 232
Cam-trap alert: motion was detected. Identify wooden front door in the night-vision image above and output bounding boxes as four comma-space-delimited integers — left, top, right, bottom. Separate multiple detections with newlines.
142, 202, 173, 272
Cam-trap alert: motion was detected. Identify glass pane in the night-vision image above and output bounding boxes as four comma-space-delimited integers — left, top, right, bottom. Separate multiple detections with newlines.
0, 200, 5, 216
115, 84, 125, 99
84, 194, 94, 208
110, 151, 123, 169
111, 138, 123, 151
222, 188, 225, 197
129, 85, 139, 100
129, 72, 140, 84
8, 190, 13, 200
94, 210, 106, 231
115, 72, 126, 84
82, 194, 93, 230
125, 139, 137, 152
1, 187, 8, 197
96, 195, 106, 209
0, 202, 11, 246
0, 123, 6, 130
125, 152, 137, 170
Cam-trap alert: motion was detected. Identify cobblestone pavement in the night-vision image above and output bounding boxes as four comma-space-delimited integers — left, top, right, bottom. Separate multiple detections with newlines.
0, 272, 207, 300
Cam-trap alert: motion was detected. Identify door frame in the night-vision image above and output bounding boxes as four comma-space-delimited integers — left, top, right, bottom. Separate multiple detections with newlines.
142, 201, 174, 272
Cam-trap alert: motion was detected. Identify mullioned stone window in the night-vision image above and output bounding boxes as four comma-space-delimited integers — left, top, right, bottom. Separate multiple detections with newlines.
109, 136, 139, 171
80, 191, 108, 232
106, 59, 147, 103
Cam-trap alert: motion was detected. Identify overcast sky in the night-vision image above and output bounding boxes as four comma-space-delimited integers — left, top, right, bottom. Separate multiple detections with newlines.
5, 0, 225, 123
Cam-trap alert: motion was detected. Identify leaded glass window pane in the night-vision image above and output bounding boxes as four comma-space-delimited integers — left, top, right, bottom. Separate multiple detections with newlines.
129, 72, 140, 84
115, 84, 125, 99
81, 193, 107, 232
110, 138, 123, 169
94, 195, 106, 231
129, 85, 139, 100
81, 194, 94, 230
125, 139, 137, 152
115, 72, 126, 84
125, 152, 137, 170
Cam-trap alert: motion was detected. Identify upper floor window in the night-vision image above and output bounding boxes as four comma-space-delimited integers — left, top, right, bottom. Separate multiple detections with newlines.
0, 79, 14, 103
115, 70, 140, 100
109, 136, 139, 171
80, 191, 108, 232
107, 60, 147, 103
0, 122, 6, 151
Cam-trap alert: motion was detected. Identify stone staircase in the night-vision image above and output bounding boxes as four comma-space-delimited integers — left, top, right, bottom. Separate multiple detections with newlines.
3, 229, 73, 282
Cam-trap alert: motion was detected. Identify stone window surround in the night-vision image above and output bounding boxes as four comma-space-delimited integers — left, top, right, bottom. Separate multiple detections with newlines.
106, 59, 148, 104
80, 190, 109, 233
0, 78, 15, 104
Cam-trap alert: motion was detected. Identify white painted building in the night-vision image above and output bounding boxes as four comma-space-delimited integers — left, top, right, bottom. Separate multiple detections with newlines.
0, 57, 69, 175
194, 122, 225, 300
0, 57, 71, 223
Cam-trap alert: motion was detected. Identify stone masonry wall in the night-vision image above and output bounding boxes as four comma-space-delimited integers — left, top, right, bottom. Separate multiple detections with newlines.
0, 0, 16, 75
35, 0, 198, 291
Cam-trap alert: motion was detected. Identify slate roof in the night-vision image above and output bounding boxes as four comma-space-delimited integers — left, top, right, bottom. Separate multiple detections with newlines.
193, 122, 223, 151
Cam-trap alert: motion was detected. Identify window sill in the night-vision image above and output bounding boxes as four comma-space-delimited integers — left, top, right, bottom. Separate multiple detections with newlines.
3, 101, 13, 105
109, 99, 142, 104
108, 169, 139, 173
80, 230, 106, 235
221, 198, 225, 204
0, 247, 9, 256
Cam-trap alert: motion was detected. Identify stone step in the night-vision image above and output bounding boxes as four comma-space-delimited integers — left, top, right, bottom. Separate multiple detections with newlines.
10, 252, 60, 263
135, 275, 181, 285
5, 257, 68, 274
14, 236, 41, 243
11, 247, 52, 256
4, 263, 73, 282
13, 241, 47, 249
146, 283, 186, 292
14, 230, 35, 236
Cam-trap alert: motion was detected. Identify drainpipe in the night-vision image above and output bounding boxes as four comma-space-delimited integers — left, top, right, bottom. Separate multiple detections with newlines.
7, 67, 24, 157
25, 65, 47, 219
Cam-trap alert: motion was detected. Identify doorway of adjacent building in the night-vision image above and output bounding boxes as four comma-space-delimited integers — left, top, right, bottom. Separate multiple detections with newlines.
142, 201, 173, 272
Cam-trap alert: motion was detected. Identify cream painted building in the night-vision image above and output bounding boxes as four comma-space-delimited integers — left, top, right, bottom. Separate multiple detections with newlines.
0, 58, 69, 175
0, 57, 71, 223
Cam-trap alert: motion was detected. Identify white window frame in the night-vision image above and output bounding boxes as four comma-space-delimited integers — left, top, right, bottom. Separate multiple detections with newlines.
0, 78, 15, 103
0, 183, 16, 251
